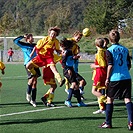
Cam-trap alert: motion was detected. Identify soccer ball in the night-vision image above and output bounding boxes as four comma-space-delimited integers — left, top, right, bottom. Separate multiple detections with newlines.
82, 28, 91, 37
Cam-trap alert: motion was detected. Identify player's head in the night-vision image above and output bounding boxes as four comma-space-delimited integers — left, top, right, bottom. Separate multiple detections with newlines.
73, 30, 83, 42
109, 29, 120, 44
25, 34, 34, 43
48, 26, 60, 39
103, 37, 109, 49
60, 37, 73, 50
95, 38, 104, 48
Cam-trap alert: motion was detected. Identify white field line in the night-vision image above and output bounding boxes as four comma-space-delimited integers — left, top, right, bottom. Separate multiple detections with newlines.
1, 71, 91, 79
0, 101, 98, 117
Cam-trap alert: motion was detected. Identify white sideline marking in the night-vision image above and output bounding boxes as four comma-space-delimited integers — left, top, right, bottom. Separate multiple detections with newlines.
0, 106, 64, 117
0, 101, 98, 117
1, 71, 91, 79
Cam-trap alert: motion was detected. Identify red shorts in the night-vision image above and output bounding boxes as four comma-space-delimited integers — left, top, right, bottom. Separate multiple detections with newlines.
93, 81, 106, 89
42, 66, 56, 85
93, 68, 106, 88
32, 55, 55, 67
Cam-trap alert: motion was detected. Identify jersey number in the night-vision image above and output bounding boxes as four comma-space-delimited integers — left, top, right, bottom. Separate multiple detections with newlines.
118, 53, 123, 66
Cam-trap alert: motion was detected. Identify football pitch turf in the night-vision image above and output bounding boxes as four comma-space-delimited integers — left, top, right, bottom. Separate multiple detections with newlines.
0, 63, 133, 133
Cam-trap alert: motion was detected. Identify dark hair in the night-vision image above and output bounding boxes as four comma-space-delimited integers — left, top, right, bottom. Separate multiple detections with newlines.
73, 30, 83, 37
25, 34, 33, 41
60, 37, 73, 50
48, 26, 60, 36
104, 37, 109, 45
109, 29, 120, 43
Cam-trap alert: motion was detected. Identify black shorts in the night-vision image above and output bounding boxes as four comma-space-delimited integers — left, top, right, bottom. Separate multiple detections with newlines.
24, 65, 41, 79
63, 68, 78, 84
76, 73, 86, 83
107, 79, 132, 99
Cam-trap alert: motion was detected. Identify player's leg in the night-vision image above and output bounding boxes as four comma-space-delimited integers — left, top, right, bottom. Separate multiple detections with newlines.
74, 85, 87, 107
50, 65, 65, 87
64, 77, 70, 94
41, 66, 57, 107
25, 66, 34, 102
26, 56, 41, 76
93, 89, 106, 114
41, 89, 50, 106
30, 78, 37, 107
64, 83, 74, 108
47, 84, 57, 107
124, 79, 133, 130
125, 98, 133, 130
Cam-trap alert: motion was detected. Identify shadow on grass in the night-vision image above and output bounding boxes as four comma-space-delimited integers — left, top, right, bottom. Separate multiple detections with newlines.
0, 116, 105, 125
0, 116, 126, 130
0, 102, 30, 106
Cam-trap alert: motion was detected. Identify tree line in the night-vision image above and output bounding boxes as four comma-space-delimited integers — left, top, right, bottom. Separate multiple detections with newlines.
0, 0, 132, 37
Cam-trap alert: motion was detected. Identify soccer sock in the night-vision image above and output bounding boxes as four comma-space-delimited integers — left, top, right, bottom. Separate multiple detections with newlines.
67, 88, 73, 101
43, 89, 50, 99
55, 73, 62, 84
98, 99, 105, 110
28, 68, 36, 75
126, 102, 133, 123
99, 95, 107, 103
79, 86, 84, 95
74, 89, 81, 103
79, 86, 84, 91
65, 77, 69, 90
31, 88, 37, 101
27, 84, 32, 94
106, 103, 113, 126
47, 93, 54, 103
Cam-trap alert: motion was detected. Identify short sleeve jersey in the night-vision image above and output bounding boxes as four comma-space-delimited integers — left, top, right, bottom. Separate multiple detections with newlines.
107, 44, 131, 81
61, 49, 74, 70
95, 47, 107, 67
93, 47, 107, 82
36, 36, 60, 58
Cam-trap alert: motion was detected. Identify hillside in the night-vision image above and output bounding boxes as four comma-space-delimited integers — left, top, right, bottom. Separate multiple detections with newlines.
0, 0, 132, 36
0, 0, 89, 35
0, 0, 132, 55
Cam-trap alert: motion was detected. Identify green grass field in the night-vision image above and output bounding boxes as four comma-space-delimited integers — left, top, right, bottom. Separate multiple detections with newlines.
0, 63, 133, 133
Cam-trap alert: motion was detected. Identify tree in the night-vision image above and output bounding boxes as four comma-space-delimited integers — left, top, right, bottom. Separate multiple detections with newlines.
44, 2, 71, 32
83, 0, 133, 34
124, 2, 133, 38
0, 12, 15, 35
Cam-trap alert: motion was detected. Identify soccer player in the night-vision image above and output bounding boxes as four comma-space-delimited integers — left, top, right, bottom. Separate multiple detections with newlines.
41, 54, 62, 107
99, 29, 133, 130
0, 61, 5, 88
7, 47, 14, 62
26, 26, 64, 87
13, 34, 41, 107
60, 38, 86, 107
65, 31, 87, 100
90, 38, 107, 114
